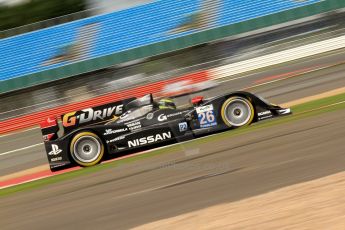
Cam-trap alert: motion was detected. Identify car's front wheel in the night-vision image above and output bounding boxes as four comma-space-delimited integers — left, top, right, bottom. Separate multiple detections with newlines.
70, 131, 104, 167
221, 96, 255, 128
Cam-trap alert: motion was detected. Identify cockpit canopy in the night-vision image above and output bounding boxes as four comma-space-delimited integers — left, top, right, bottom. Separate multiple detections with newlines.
115, 94, 155, 123
125, 94, 154, 110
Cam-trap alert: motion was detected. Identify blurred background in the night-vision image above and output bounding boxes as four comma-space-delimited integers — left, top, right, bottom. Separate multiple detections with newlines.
1, 2, 345, 228
0, 0, 344, 131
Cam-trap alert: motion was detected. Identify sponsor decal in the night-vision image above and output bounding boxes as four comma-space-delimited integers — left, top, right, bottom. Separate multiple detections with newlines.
168, 111, 185, 117
178, 122, 188, 132
62, 105, 124, 127
258, 115, 273, 121
258, 110, 273, 121
196, 104, 217, 128
196, 104, 214, 114
51, 157, 63, 162
103, 128, 128, 135
126, 121, 142, 130
48, 144, 62, 156
278, 108, 291, 115
128, 132, 172, 147
258, 111, 272, 116
158, 114, 167, 122
107, 136, 125, 143
126, 121, 141, 127
157, 111, 185, 122
146, 113, 154, 120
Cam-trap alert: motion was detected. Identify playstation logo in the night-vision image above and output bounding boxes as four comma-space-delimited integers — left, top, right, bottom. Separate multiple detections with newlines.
48, 144, 62, 156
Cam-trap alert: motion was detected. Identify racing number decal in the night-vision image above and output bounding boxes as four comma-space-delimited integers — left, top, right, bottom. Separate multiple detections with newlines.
197, 105, 217, 128
198, 111, 215, 125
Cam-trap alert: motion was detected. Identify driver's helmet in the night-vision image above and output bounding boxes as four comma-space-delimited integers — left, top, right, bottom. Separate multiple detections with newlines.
158, 98, 176, 110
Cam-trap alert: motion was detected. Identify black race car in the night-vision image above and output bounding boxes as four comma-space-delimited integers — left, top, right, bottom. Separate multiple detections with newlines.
40, 92, 291, 171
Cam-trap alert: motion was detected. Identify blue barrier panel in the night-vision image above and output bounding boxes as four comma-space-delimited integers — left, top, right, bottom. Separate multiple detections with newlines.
0, 0, 323, 82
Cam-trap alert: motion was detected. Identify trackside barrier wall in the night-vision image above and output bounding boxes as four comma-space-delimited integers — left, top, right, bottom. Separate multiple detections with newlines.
210, 35, 345, 79
1, 33, 345, 134
1, 0, 344, 94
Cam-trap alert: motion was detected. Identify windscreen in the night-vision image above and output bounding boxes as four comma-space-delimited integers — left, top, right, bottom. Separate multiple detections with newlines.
125, 94, 154, 110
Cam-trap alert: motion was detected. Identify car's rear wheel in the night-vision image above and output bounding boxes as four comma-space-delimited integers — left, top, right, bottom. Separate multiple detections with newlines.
70, 132, 104, 167
221, 96, 254, 128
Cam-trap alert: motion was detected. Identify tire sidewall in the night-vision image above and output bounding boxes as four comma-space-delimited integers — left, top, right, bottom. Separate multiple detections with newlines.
221, 96, 255, 128
70, 131, 104, 167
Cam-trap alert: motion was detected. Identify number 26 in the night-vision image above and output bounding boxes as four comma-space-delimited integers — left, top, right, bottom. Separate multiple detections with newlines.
199, 111, 215, 125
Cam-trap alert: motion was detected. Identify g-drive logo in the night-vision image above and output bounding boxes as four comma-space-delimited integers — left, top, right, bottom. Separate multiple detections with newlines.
62, 105, 123, 127
48, 144, 62, 156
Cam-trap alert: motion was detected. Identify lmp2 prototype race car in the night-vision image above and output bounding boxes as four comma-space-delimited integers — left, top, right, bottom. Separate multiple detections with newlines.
40, 91, 291, 171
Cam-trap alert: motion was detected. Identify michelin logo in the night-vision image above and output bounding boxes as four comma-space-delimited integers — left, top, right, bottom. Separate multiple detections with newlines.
48, 144, 62, 156
128, 132, 172, 147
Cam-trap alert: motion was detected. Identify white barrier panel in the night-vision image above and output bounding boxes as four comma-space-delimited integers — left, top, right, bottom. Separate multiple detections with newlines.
210, 35, 345, 79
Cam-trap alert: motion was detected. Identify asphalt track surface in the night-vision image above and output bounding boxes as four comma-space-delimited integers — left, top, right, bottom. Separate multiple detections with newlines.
1, 107, 345, 229
1, 49, 345, 176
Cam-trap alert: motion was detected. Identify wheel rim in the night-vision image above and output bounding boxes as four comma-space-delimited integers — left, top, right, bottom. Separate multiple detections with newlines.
73, 136, 101, 163
224, 99, 252, 127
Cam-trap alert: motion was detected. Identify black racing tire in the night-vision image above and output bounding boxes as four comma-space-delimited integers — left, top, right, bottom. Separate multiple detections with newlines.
221, 96, 255, 128
70, 131, 104, 167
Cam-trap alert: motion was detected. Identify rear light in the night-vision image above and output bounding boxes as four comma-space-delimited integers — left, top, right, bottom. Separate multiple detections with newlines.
40, 117, 59, 142
43, 133, 56, 141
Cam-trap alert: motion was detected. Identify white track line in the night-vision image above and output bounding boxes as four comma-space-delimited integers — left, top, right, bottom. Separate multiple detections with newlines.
0, 176, 52, 190
243, 66, 328, 90
0, 126, 40, 138
0, 143, 43, 156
